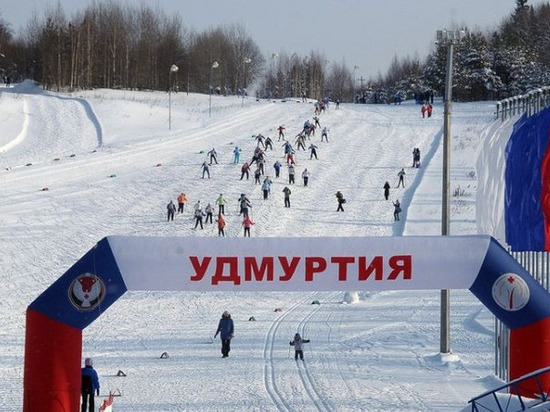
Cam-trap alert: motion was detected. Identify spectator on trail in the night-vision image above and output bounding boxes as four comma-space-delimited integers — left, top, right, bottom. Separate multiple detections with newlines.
177, 192, 187, 213
309, 143, 318, 159
283, 186, 292, 208
336, 191, 345, 212
393, 199, 402, 221
208, 148, 218, 164
254, 167, 262, 185
240, 162, 250, 180
427, 103, 433, 118
262, 176, 272, 200
215, 193, 227, 215
81, 358, 100, 412
397, 168, 406, 188
383, 181, 391, 201
242, 215, 255, 237
217, 213, 226, 237
194, 205, 205, 229
167, 200, 176, 222
321, 127, 329, 142
233, 146, 241, 164
214, 311, 234, 358
277, 125, 286, 141
205, 203, 214, 224
288, 164, 296, 184
302, 168, 310, 186
201, 162, 211, 179
289, 333, 310, 361
273, 160, 282, 178
238, 193, 251, 217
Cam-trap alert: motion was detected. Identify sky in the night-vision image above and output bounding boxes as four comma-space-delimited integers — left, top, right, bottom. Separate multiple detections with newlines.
2, 0, 549, 79
1, 77, 542, 411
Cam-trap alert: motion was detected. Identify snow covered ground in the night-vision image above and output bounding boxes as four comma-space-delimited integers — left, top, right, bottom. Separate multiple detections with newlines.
0, 81, 507, 411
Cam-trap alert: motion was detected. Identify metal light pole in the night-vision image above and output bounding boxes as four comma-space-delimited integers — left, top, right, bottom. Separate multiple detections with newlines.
209, 61, 219, 118
168, 64, 179, 130
242, 57, 251, 107
436, 29, 466, 354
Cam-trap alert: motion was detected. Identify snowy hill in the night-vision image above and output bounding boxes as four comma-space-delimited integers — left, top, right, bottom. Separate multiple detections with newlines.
0, 81, 503, 411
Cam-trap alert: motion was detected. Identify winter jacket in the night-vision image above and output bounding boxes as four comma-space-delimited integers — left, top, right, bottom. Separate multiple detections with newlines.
81, 365, 100, 393
215, 195, 227, 206
242, 216, 254, 228
289, 337, 310, 351
167, 202, 176, 212
217, 215, 226, 229
177, 193, 187, 204
215, 316, 234, 340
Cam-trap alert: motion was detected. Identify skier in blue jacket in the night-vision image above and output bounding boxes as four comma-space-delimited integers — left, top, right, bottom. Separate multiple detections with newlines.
214, 310, 234, 358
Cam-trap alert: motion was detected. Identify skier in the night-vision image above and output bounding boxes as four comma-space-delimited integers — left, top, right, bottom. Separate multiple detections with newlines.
383, 181, 391, 200
255, 133, 265, 149
194, 205, 205, 229
233, 146, 241, 164
289, 333, 311, 361
277, 125, 285, 141
302, 168, 309, 186
205, 203, 214, 224
282, 186, 292, 208
214, 311, 234, 358
273, 160, 282, 178
427, 103, 433, 118
336, 191, 345, 212
177, 192, 187, 213
238, 193, 251, 217
397, 168, 406, 188
201, 161, 211, 179
215, 193, 227, 215
81, 358, 100, 412
265, 136, 273, 151
321, 127, 329, 142
242, 215, 255, 237
288, 164, 296, 184
262, 176, 272, 200
308, 143, 318, 159
421, 104, 427, 118
393, 199, 402, 221
313, 115, 321, 128
207, 148, 218, 165
217, 213, 226, 237
167, 200, 176, 222
254, 166, 262, 185
240, 162, 251, 180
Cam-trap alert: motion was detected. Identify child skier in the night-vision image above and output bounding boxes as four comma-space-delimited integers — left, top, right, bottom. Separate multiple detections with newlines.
289, 333, 311, 361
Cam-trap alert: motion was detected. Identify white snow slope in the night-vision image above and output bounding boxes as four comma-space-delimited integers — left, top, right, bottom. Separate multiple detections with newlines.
0, 81, 509, 411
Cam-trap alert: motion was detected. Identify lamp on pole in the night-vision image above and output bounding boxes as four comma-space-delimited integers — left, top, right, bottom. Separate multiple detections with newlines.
242, 57, 251, 107
209, 61, 219, 118
168, 64, 179, 130
436, 28, 466, 354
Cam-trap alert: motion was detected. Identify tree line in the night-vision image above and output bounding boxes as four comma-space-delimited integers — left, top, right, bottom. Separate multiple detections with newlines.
0, 0, 548, 103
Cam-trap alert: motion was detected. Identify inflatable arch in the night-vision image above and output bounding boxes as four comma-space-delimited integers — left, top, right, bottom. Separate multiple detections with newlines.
23, 235, 550, 410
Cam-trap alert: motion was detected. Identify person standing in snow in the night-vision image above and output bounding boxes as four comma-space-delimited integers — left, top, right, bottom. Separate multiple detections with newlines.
167, 200, 176, 222
308, 143, 318, 159
277, 125, 285, 141
397, 168, 406, 188
302, 168, 310, 186
238, 193, 251, 218
383, 181, 391, 200
289, 333, 311, 361
194, 205, 205, 229
427, 103, 433, 118
254, 166, 262, 185
208, 148, 218, 165
288, 164, 296, 185
201, 161, 211, 179
262, 176, 272, 200
242, 215, 254, 237
421, 104, 427, 118
214, 310, 234, 358
215, 193, 227, 215
233, 146, 241, 164
265, 136, 273, 151
273, 160, 282, 178
321, 127, 329, 142
393, 199, 402, 221
216, 213, 226, 237
177, 192, 187, 213
81, 357, 100, 412
336, 191, 345, 212
205, 203, 214, 224
283, 186, 292, 208
240, 162, 250, 180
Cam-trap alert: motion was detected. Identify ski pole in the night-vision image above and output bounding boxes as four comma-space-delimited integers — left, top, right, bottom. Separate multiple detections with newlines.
288, 344, 291, 359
